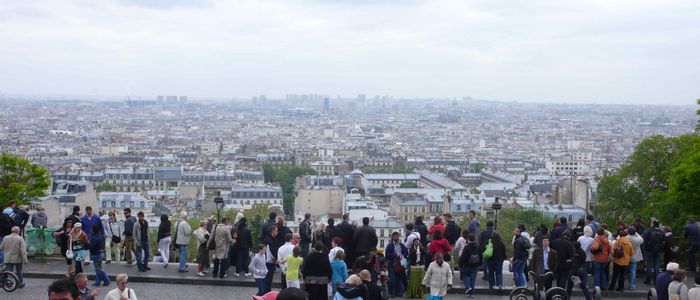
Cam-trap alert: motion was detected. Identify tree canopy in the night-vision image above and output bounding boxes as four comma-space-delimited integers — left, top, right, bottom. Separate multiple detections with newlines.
0, 153, 51, 207
261, 163, 316, 215
399, 182, 419, 188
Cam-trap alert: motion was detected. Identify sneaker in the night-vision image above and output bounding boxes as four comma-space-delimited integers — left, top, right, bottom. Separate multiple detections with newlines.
245, 273, 252, 277
465, 288, 472, 294
145, 266, 152, 271
84, 262, 91, 266
106, 260, 111, 264
233, 273, 240, 277
197, 272, 205, 277
223, 274, 228, 278
164, 263, 168, 268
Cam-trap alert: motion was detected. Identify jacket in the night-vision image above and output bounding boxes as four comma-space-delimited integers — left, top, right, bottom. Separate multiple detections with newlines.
338, 221, 357, 251
299, 219, 312, 244
513, 235, 530, 260
249, 253, 268, 279
260, 218, 276, 241
89, 232, 105, 256
591, 235, 612, 263
612, 236, 634, 266
668, 281, 689, 300
157, 220, 171, 241
385, 241, 408, 265
132, 220, 149, 245
422, 261, 453, 296
550, 224, 569, 241
122, 216, 136, 236
444, 221, 461, 245
687, 284, 700, 300
656, 271, 675, 300
80, 214, 103, 239
459, 242, 482, 268
331, 259, 349, 283
550, 238, 574, 269
0, 212, 12, 237
354, 225, 378, 254
336, 284, 368, 300
428, 222, 445, 236
363, 280, 382, 300
194, 227, 209, 246
262, 234, 278, 260
428, 238, 451, 260
12, 209, 29, 229
236, 223, 252, 251
488, 239, 507, 261
31, 212, 47, 228
685, 221, 700, 246
628, 233, 644, 262
213, 224, 232, 258
415, 221, 429, 246
174, 219, 192, 246
0, 233, 28, 264
531, 247, 558, 274
303, 252, 332, 282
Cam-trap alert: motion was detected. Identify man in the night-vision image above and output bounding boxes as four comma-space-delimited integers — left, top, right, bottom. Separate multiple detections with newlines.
276, 216, 293, 251
261, 212, 276, 241
404, 223, 420, 249
48, 278, 81, 300
212, 217, 232, 279
174, 211, 192, 273
512, 226, 531, 288
444, 213, 461, 246
1, 226, 27, 288
634, 218, 647, 243
299, 213, 313, 259
354, 217, 378, 258
550, 217, 569, 241
75, 273, 100, 300
277, 233, 295, 289
585, 214, 600, 233
3, 200, 16, 215
0, 210, 13, 264
122, 208, 136, 267
337, 213, 357, 265
458, 234, 481, 297
80, 206, 103, 240
530, 237, 558, 290
684, 218, 699, 272
550, 231, 574, 290
132, 211, 150, 272
466, 210, 480, 244
262, 226, 279, 292
104, 211, 123, 264
386, 231, 408, 297
68, 205, 81, 227
656, 262, 679, 300
12, 205, 30, 236
414, 216, 429, 248
643, 219, 665, 285
236, 217, 253, 276
478, 220, 495, 280
31, 205, 48, 228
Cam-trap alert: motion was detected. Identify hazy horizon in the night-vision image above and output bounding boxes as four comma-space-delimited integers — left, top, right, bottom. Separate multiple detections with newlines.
1, 0, 699, 105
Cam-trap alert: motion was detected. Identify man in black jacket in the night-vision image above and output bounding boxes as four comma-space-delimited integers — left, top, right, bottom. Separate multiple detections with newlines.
550, 231, 574, 290
338, 214, 357, 265
260, 212, 276, 241
530, 237, 559, 290
235, 218, 253, 276
459, 234, 481, 297
444, 213, 461, 246
299, 213, 312, 259
262, 226, 279, 290
414, 216, 429, 247
550, 217, 569, 241
275, 216, 293, 249
354, 217, 378, 257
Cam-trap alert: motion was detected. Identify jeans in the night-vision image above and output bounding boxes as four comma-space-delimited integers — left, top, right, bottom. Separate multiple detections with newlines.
264, 263, 275, 292
301, 243, 310, 259
487, 260, 503, 288
689, 245, 698, 272
123, 236, 134, 264
593, 262, 607, 289
135, 242, 149, 271
628, 261, 638, 289
228, 246, 236, 272
255, 278, 266, 296
646, 252, 660, 283
513, 259, 527, 288
567, 269, 591, 300
4, 263, 23, 286
388, 264, 406, 296
0, 236, 4, 264
482, 257, 489, 279
461, 266, 477, 294
610, 263, 627, 290
213, 258, 229, 278
236, 248, 250, 273
178, 245, 188, 271
91, 253, 110, 286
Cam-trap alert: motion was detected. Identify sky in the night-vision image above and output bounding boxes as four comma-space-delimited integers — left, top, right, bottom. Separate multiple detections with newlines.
0, 0, 698, 105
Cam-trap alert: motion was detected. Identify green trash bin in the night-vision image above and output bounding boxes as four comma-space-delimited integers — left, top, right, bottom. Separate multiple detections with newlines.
26, 227, 57, 257
26, 228, 40, 256
43, 228, 57, 256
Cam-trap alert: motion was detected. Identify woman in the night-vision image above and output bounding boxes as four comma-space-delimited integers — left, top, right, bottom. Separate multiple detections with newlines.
70, 222, 89, 276
334, 274, 368, 300
303, 242, 333, 300
89, 224, 110, 286
627, 226, 644, 290
578, 226, 595, 277
157, 214, 171, 268
313, 223, 328, 250
406, 238, 426, 298
591, 227, 612, 290
487, 232, 506, 291
428, 216, 445, 237
668, 270, 689, 300
664, 226, 680, 270
609, 229, 633, 291
53, 218, 74, 277
572, 218, 586, 241
193, 219, 210, 277
105, 273, 137, 300
428, 229, 451, 262
422, 253, 452, 298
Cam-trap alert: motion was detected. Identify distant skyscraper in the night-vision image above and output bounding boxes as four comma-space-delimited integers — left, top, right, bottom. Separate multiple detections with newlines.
179, 96, 187, 103
323, 97, 330, 113
157, 95, 164, 103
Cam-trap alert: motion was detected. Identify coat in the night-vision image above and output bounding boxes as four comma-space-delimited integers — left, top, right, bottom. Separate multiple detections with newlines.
0, 233, 28, 264
612, 236, 634, 266
428, 238, 451, 261
422, 261, 453, 296
354, 225, 378, 254
591, 235, 612, 263
550, 238, 574, 269
132, 220, 149, 245
530, 247, 558, 274
174, 219, 192, 246
213, 224, 232, 259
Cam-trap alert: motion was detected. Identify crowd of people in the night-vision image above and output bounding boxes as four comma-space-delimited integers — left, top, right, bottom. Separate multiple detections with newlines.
3, 200, 700, 300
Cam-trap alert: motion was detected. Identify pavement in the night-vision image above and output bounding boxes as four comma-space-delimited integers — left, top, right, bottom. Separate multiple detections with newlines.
19, 258, 669, 298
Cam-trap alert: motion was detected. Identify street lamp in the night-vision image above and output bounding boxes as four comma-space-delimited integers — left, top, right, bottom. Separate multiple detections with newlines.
492, 196, 502, 231
214, 191, 224, 224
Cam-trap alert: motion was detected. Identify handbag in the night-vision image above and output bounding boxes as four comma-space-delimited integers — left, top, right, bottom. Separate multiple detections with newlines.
207, 224, 218, 251
109, 222, 121, 244
65, 238, 74, 259
171, 221, 181, 249
395, 259, 406, 273
482, 239, 493, 259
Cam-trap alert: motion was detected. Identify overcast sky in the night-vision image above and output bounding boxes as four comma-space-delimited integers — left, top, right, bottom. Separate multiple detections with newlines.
1, 0, 698, 104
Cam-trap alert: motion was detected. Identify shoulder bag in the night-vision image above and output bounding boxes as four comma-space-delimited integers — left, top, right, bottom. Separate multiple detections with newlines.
171, 221, 181, 249
208, 224, 218, 251
110, 221, 121, 244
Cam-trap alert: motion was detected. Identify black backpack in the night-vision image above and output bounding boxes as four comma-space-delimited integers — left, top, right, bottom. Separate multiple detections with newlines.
649, 229, 665, 253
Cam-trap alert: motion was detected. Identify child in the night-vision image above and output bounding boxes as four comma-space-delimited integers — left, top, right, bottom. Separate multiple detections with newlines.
377, 256, 390, 300
286, 246, 303, 288
249, 244, 269, 296
331, 249, 349, 295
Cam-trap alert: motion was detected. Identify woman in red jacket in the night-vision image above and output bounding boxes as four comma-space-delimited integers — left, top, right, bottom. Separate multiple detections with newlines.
428, 229, 452, 262
429, 216, 446, 236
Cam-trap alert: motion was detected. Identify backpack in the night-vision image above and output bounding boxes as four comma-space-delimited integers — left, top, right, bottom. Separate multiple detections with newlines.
590, 239, 603, 255
613, 243, 624, 258
522, 236, 532, 250
468, 253, 481, 265
649, 229, 665, 253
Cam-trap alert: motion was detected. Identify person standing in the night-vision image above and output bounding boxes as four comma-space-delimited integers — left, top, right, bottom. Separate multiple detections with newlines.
303, 242, 332, 300
466, 210, 480, 244
592, 227, 612, 290
104, 211, 122, 264
429, 216, 446, 237
278, 233, 295, 288
261, 212, 276, 241
530, 237, 558, 290
157, 214, 171, 268
53, 218, 75, 277
658, 263, 679, 300
628, 227, 644, 289
286, 246, 304, 288
262, 226, 279, 291
569, 241, 592, 300
422, 252, 453, 298
70, 223, 90, 275
88, 224, 110, 286
250, 244, 270, 296
122, 208, 136, 267
551, 217, 569, 241
3, 200, 16, 216
338, 214, 357, 265
31, 205, 48, 228
578, 226, 595, 286
512, 226, 531, 288
684, 218, 700, 273
487, 232, 506, 291
235, 217, 252, 276
132, 212, 150, 272
80, 207, 103, 241
404, 223, 420, 251
643, 219, 665, 285
459, 234, 482, 298
1, 226, 27, 288
12, 205, 30, 236
299, 213, 313, 259
428, 229, 451, 262
479, 220, 495, 281
444, 213, 461, 247
193, 219, 210, 277
386, 231, 408, 297
550, 230, 574, 290
0, 210, 13, 264
104, 273, 137, 300
609, 229, 633, 291
415, 216, 429, 248
687, 276, 700, 300
354, 217, 378, 258
212, 217, 232, 279
173, 211, 192, 273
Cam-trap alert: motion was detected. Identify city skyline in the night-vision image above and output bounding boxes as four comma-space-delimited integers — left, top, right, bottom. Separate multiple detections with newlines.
1, 0, 699, 105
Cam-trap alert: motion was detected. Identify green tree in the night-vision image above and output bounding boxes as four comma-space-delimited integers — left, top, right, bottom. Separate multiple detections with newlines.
95, 183, 117, 192
471, 162, 486, 173
696, 98, 700, 134
399, 182, 418, 188
459, 208, 553, 255
0, 153, 51, 207
469, 188, 481, 194
262, 163, 277, 183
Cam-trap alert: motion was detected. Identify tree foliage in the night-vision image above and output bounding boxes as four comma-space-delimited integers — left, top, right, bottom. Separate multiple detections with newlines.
361, 166, 414, 174
0, 153, 51, 207
459, 208, 553, 255
399, 182, 419, 188
261, 163, 316, 215
95, 183, 117, 192
471, 162, 487, 173
596, 134, 700, 230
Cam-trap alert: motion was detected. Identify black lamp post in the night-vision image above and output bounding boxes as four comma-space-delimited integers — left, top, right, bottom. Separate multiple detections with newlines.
214, 192, 224, 224
492, 196, 502, 230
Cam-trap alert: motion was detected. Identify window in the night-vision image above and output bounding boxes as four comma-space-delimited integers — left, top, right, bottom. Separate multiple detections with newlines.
141, 202, 145, 208
130, 201, 134, 207
102, 201, 107, 207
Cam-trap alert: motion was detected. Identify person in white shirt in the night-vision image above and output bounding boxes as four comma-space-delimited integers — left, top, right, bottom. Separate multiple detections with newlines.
104, 211, 123, 264
104, 273, 137, 300
277, 233, 295, 289
328, 237, 344, 262
404, 223, 420, 249
455, 230, 469, 258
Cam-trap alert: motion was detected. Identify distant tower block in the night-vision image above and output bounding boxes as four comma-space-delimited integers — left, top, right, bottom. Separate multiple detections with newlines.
323, 97, 330, 113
